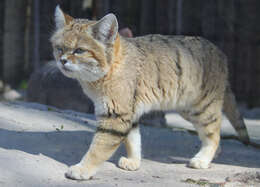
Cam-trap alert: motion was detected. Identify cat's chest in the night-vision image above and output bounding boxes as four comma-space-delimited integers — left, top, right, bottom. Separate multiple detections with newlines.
79, 81, 109, 116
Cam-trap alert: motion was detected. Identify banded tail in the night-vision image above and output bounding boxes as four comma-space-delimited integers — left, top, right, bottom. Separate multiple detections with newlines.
223, 85, 250, 144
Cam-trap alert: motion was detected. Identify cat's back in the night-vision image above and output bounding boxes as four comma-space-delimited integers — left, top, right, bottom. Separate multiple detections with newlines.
124, 34, 228, 79
127, 34, 226, 66
122, 34, 228, 109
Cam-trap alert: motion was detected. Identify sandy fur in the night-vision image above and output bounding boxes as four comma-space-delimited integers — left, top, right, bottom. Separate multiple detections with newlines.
51, 7, 250, 180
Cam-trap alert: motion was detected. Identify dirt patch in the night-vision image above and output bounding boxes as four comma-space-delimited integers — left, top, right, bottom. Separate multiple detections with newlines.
225, 171, 260, 186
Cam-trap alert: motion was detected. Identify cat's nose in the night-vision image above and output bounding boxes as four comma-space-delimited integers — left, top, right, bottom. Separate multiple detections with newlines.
60, 59, 67, 65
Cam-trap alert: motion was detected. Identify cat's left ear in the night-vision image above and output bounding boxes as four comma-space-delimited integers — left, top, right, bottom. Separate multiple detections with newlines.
91, 13, 118, 44
54, 5, 73, 29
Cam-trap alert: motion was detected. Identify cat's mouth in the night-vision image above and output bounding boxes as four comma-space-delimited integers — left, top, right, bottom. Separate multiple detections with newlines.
62, 65, 73, 72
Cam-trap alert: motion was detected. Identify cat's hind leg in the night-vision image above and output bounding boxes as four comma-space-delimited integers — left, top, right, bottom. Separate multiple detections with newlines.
180, 102, 222, 169
190, 118, 221, 169
118, 125, 141, 171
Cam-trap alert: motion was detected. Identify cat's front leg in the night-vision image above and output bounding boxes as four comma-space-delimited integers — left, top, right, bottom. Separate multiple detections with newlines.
65, 119, 128, 180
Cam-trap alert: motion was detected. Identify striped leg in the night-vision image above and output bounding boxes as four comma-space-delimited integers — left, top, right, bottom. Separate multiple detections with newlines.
65, 119, 128, 180
181, 102, 222, 169
118, 126, 141, 171
189, 116, 221, 169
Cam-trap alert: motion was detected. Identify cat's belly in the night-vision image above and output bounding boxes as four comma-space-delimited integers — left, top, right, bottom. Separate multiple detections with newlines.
132, 82, 202, 122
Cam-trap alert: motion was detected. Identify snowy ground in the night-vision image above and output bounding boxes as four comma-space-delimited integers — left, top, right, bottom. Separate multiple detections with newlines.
0, 102, 259, 187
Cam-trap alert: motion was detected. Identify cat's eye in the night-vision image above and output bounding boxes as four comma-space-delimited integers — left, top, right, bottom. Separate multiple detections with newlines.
56, 47, 63, 54
73, 48, 86, 54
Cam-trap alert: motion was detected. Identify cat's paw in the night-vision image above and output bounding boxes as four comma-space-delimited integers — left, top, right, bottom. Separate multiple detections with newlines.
118, 157, 140, 171
65, 163, 91, 180
189, 157, 210, 169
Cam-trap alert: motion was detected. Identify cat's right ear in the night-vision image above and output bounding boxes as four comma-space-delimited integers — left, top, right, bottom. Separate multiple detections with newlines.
54, 5, 73, 29
90, 13, 118, 45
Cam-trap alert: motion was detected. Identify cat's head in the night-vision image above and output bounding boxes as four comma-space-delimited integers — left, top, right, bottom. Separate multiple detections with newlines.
51, 5, 119, 82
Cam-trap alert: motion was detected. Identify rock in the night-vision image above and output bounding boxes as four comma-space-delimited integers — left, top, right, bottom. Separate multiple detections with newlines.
3, 89, 22, 101
26, 61, 94, 113
225, 171, 260, 186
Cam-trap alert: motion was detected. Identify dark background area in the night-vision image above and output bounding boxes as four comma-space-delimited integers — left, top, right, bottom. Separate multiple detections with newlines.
1, 0, 260, 107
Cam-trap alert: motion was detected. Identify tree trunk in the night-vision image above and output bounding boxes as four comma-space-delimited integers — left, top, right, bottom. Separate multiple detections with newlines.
140, 0, 156, 35
0, 0, 5, 80
3, 0, 27, 86
155, 0, 176, 35
38, 1, 57, 65
234, 0, 256, 105
93, 0, 110, 19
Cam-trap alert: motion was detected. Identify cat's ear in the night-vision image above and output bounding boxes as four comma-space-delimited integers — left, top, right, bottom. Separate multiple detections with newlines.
91, 13, 118, 44
54, 5, 73, 29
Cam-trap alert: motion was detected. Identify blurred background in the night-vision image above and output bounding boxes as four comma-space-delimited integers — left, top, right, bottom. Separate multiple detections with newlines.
0, 0, 260, 111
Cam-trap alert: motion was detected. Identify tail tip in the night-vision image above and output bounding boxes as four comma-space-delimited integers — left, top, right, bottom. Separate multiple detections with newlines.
237, 129, 250, 145
241, 137, 250, 145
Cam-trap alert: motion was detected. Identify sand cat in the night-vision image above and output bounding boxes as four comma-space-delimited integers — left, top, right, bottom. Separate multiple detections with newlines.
51, 6, 250, 180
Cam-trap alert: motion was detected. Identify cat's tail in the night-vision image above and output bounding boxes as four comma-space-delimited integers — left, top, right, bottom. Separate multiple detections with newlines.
223, 85, 250, 145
